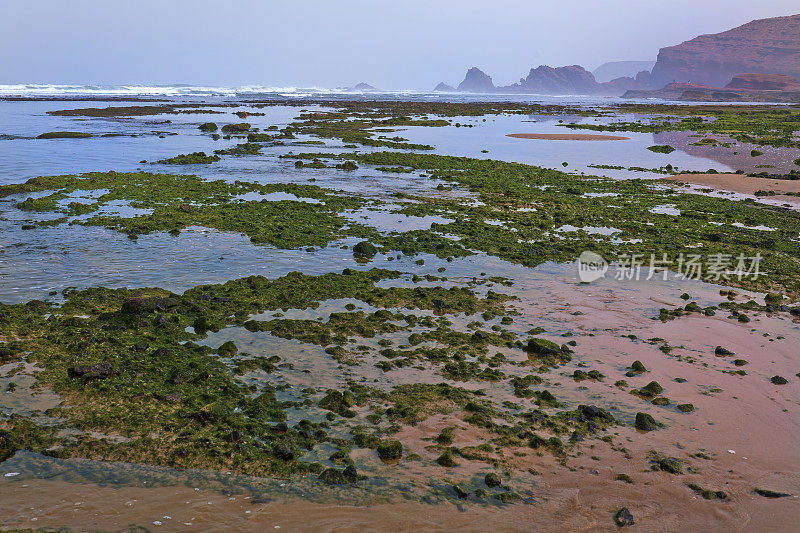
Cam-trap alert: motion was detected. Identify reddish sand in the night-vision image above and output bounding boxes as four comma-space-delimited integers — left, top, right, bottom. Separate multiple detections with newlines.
664, 173, 800, 203
507, 133, 630, 141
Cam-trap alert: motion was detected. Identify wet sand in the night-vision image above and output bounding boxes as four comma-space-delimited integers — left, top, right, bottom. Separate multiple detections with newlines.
2, 273, 798, 532
507, 133, 630, 141
664, 173, 800, 204
2, 469, 797, 533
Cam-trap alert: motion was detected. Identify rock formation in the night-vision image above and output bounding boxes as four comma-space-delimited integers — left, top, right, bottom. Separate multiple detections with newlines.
433, 82, 456, 92
593, 61, 655, 83
622, 75, 800, 103
510, 65, 603, 94
649, 14, 800, 87
353, 82, 378, 91
456, 67, 495, 93
725, 73, 800, 91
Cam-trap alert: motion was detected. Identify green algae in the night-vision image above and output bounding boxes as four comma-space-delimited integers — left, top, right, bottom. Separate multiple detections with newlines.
647, 145, 675, 154
159, 152, 221, 164
36, 131, 92, 139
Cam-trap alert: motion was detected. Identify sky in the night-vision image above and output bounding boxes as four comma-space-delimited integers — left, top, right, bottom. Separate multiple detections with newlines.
1, 0, 798, 89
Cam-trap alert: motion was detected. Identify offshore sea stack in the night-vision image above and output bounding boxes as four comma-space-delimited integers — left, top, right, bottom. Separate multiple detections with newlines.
456, 67, 496, 92
649, 14, 800, 87
454, 65, 616, 95
514, 65, 602, 94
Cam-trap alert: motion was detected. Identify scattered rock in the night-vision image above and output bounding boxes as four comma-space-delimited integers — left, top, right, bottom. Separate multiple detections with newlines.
770, 375, 788, 385
272, 443, 295, 461
715, 346, 735, 356
634, 412, 660, 431
484, 472, 502, 487
614, 507, 635, 527
452, 484, 470, 498
67, 362, 120, 380
754, 488, 791, 498
0, 430, 17, 463
436, 449, 458, 467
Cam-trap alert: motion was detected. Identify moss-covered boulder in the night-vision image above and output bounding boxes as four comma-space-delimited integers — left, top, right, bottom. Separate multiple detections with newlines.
352, 241, 377, 256
436, 449, 458, 467
36, 131, 92, 139
0, 430, 17, 463
376, 439, 403, 460
220, 123, 251, 133
484, 472, 502, 487
634, 412, 661, 431
217, 341, 238, 356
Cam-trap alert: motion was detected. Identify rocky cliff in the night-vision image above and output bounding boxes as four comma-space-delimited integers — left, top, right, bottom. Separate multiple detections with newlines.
622, 75, 800, 103
725, 73, 800, 91
650, 14, 800, 87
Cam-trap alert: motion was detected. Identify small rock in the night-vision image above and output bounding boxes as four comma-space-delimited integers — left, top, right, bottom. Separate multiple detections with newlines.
484, 472, 501, 487
452, 484, 470, 498
272, 444, 294, 461
754, 488, 791, 498
614, 507, 635, 527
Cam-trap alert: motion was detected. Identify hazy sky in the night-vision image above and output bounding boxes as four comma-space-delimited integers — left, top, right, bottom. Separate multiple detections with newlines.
2, 0, 798, 89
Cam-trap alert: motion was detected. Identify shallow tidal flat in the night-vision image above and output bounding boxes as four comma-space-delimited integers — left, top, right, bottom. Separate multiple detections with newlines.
0, 98, 799, 531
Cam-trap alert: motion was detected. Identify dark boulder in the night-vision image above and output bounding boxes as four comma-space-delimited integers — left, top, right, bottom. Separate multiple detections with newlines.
0, 430, 17, 463
272, 443, 295, 461
614, 507, 635, 527
67, 362, 120, 380
484, 472, 502, 487
352, 241, 377, 256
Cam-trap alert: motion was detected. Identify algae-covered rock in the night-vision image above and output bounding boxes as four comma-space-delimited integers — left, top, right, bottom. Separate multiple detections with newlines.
0, 430, 17, 463
221, 123, 251, 133
638, 381, 663, 397
754, 487, 791, 498
770, 375, 788, 385
272, 443, 294, 461
376, 439, 403, 460
436, 449, 458, 467
198, 122, 218, 132
452, 484, 470, 498
656, 457, 682, 474
217, 341, 238, 356
336, 160, 358, 171
630, 360, 647, 373
484, 472, 501, 487
67, 362, 120, 381
526, 337, 562, 355
318, 466, 357, 484
36, 131, 92, 139
352, 241, 377, 256
634, 412, 660, 431
676, 403, 694, 413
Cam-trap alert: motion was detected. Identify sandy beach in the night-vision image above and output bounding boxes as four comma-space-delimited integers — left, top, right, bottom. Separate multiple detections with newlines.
664, 173, 800, 202
507, 133, 630, 141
